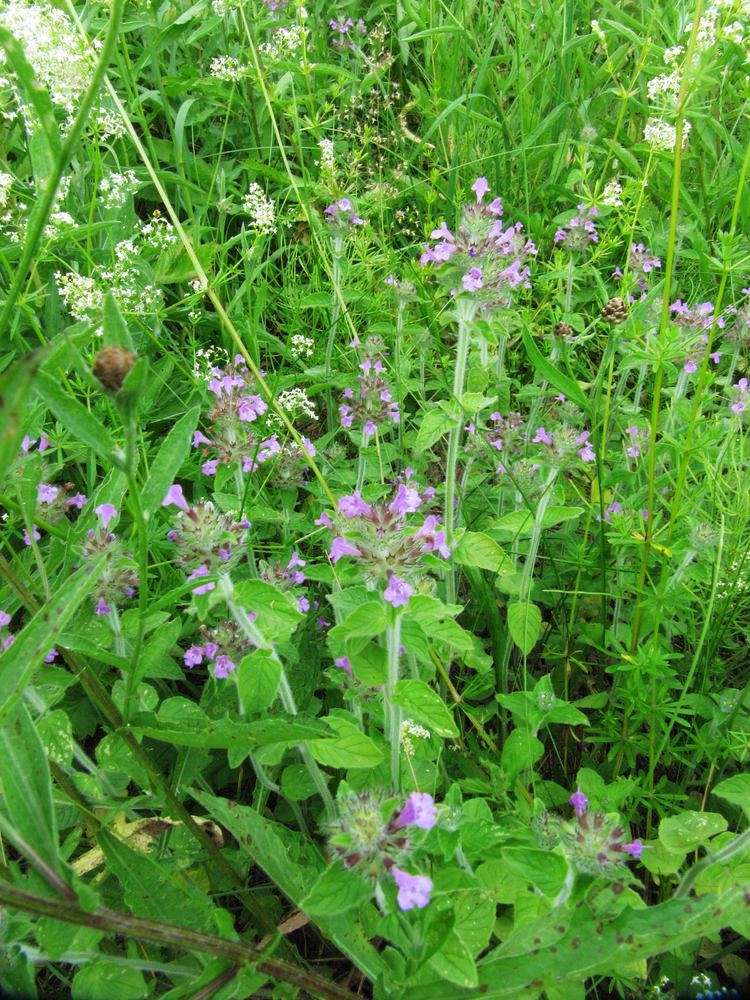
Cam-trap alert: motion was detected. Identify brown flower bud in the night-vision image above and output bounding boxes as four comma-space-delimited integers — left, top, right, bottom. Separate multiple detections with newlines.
553, 321, 573, 338
92, 347, 137, 393
601, 297, 628, 324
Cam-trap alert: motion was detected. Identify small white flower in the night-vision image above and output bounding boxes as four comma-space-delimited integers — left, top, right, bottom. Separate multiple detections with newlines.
209, 55, 248, 82
602, 179, 623, 207
243, 183, 277, 235
643, 117, 691, 151
290, 333, 314, 359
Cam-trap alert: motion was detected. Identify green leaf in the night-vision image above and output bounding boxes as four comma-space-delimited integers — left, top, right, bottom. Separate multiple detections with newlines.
0, 703, 66, 880
0, 28, 61, 167
453, 531, 514, 574
0, 351, 44, 486
501, 728, 544, 781
520, 322, 590, 415
507, 602, 542, 655
328, 601, 386, 643
0, 555, 108, 723
233, 579, 303, 643
301, 863, 372, 916
309, 717, 384, 769
392, 679, 458, 738
659, 811, 728, 852
102, 293, 135, 351
281, 764, 318, 801
347, 643, 387, 686
453, 894, 496, 954
36, 709, 74, 767
501, 847, 569, 897
427, 930, 478, 988
35, 371, 118, 464
415, 408, 454, 453
490, 506, 584, 541
72, 961, 147, 1000
713, 775, 750, 820
140, 405, 200, 515
236, 649, 281, 714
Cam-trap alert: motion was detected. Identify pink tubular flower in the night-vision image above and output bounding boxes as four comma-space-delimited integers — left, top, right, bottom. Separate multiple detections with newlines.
202, 459, 220, 476
471, 176, 489, 203
193, 430, 211, 447
94, 597, 110, 616
532, 427, 553, 447
623, 839, 644, 859
391, 867, 433, 911
384, 574, 413, 608
339, 492, 372, 518
330, 536, 362, 563
187, 565, 215, 595
462, 267, 483, 292
95, 503, 118, 529
213, 654, 236, 679
315, 511, 333, 530
67, 493, 87, 510
396, 792, 438, 831
388, 484, 422, 517
163, 484, 189, 512
37, 483, 58, 504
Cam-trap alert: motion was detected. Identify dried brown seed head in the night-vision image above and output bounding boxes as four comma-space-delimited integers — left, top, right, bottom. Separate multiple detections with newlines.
92, 347, 137, 393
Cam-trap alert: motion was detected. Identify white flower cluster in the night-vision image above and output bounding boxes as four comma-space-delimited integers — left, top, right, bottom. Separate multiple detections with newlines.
192, 345, 228, 382
290, 333, 314, 359
401, 719, 430, 757
209, 55, 248, 82
644, 118, 692, 151
55, 214, 176, 324
99, 170, 139, 209
0, 0, 93, 117
0, 171, 13, 209
92, 107, 128, 141
276, 387, 317, 420
717, 559, 749, 598
317, 138, 336, 179
259, 20, 309, 62
601, 178, 623, 207
211, 0, 241, 14
242, 182, 276, 235
647, 69, 682, 102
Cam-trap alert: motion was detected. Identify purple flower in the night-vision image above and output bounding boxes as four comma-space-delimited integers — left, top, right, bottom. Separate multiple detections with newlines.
37, 483, 58, 504
202, 459, 219, 476
414, 515, 450, 559
66, 493, 87, 510
3, 635, 15, 650
21, 435, 35, 453
532, 427, 553, 446
193, 430, 212, 447
384, 574, 413, 608
471, 176, 489, 203
388, 484, 421, 518
576, 431, 596, 463
213, 655, 236, 679
39, 436, 50, 452
391, 867, 433, 911
95, 503, 118, 528
330, 536, 362, 563
187, 566, 215, 595
334, 655, 353, 676
570, 788, 589, 818
396, 792, 438, 831
316, 511, 333, 529
184, 645, 204, 667
462, 267, 483, 292
23, 526, 40, 546
623, 839, 644, 859
0, 611, 10, 628
163, 484, 189, 512
95, 597, 110, 616
297, 596, 310, 613
338, 492, 372, 518
44, 649, 57, 663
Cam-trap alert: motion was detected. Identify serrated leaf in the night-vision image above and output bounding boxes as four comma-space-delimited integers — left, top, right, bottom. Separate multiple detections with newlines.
328, 601, 386, 643
502, 847, 569, 897
453, 531, 514, 574
500, 728, 544, 781
713, 775, 750, 820
659, 811, 728, 852
233, 579, 303, 643
507, 602, 542, 655
460, 392, 497, 412
415, 408, 454, 453
392, 679, 458, 738
301, 863, 372, 916
140, 405, 200, 515
308, 717, 384, 768
236, 649, 281, 714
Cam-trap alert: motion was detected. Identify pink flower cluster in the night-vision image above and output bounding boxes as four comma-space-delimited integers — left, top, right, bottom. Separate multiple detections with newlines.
554, 204, 599, 252
339, 358, 400, 440
419, 177, 536, 308
316, 480, 448, 608
260, 551, 311, 613
568, 788, 645, 864
80, 505, 138, 616
532, 426, 596, 465
184, 619, 256, 679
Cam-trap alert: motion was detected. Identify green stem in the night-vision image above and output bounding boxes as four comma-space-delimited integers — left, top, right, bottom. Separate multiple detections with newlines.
444, 297, 477, 604
0, 882, 360, 1000
325, 234, 345, 433
0, 0, 124, 339
385, 615, 403, 792
519, 469, 558, 603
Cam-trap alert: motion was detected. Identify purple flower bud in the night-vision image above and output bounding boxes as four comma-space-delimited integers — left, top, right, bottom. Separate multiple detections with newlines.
391, 867, 433, 910
44, 649, 57, 663
532, 427, 553, 446
338, 492, 372, 518
471, 176, 489, 203
297, 596, 310, 613
462, 267, 483, 292
38, 436, 50, 452
570, 788, 589, 818
66, 493, 87, 509
193, 430, 211, 447
23, 526, 41, 546
95, 503, 118, 529
95, 597, 110, 616
334, 655, 353, 676
623, 839, 645, 859
316, 511, 333, 529
396, 792, 438, 830
163, 483, 189, 512
0, 611, 10, 628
